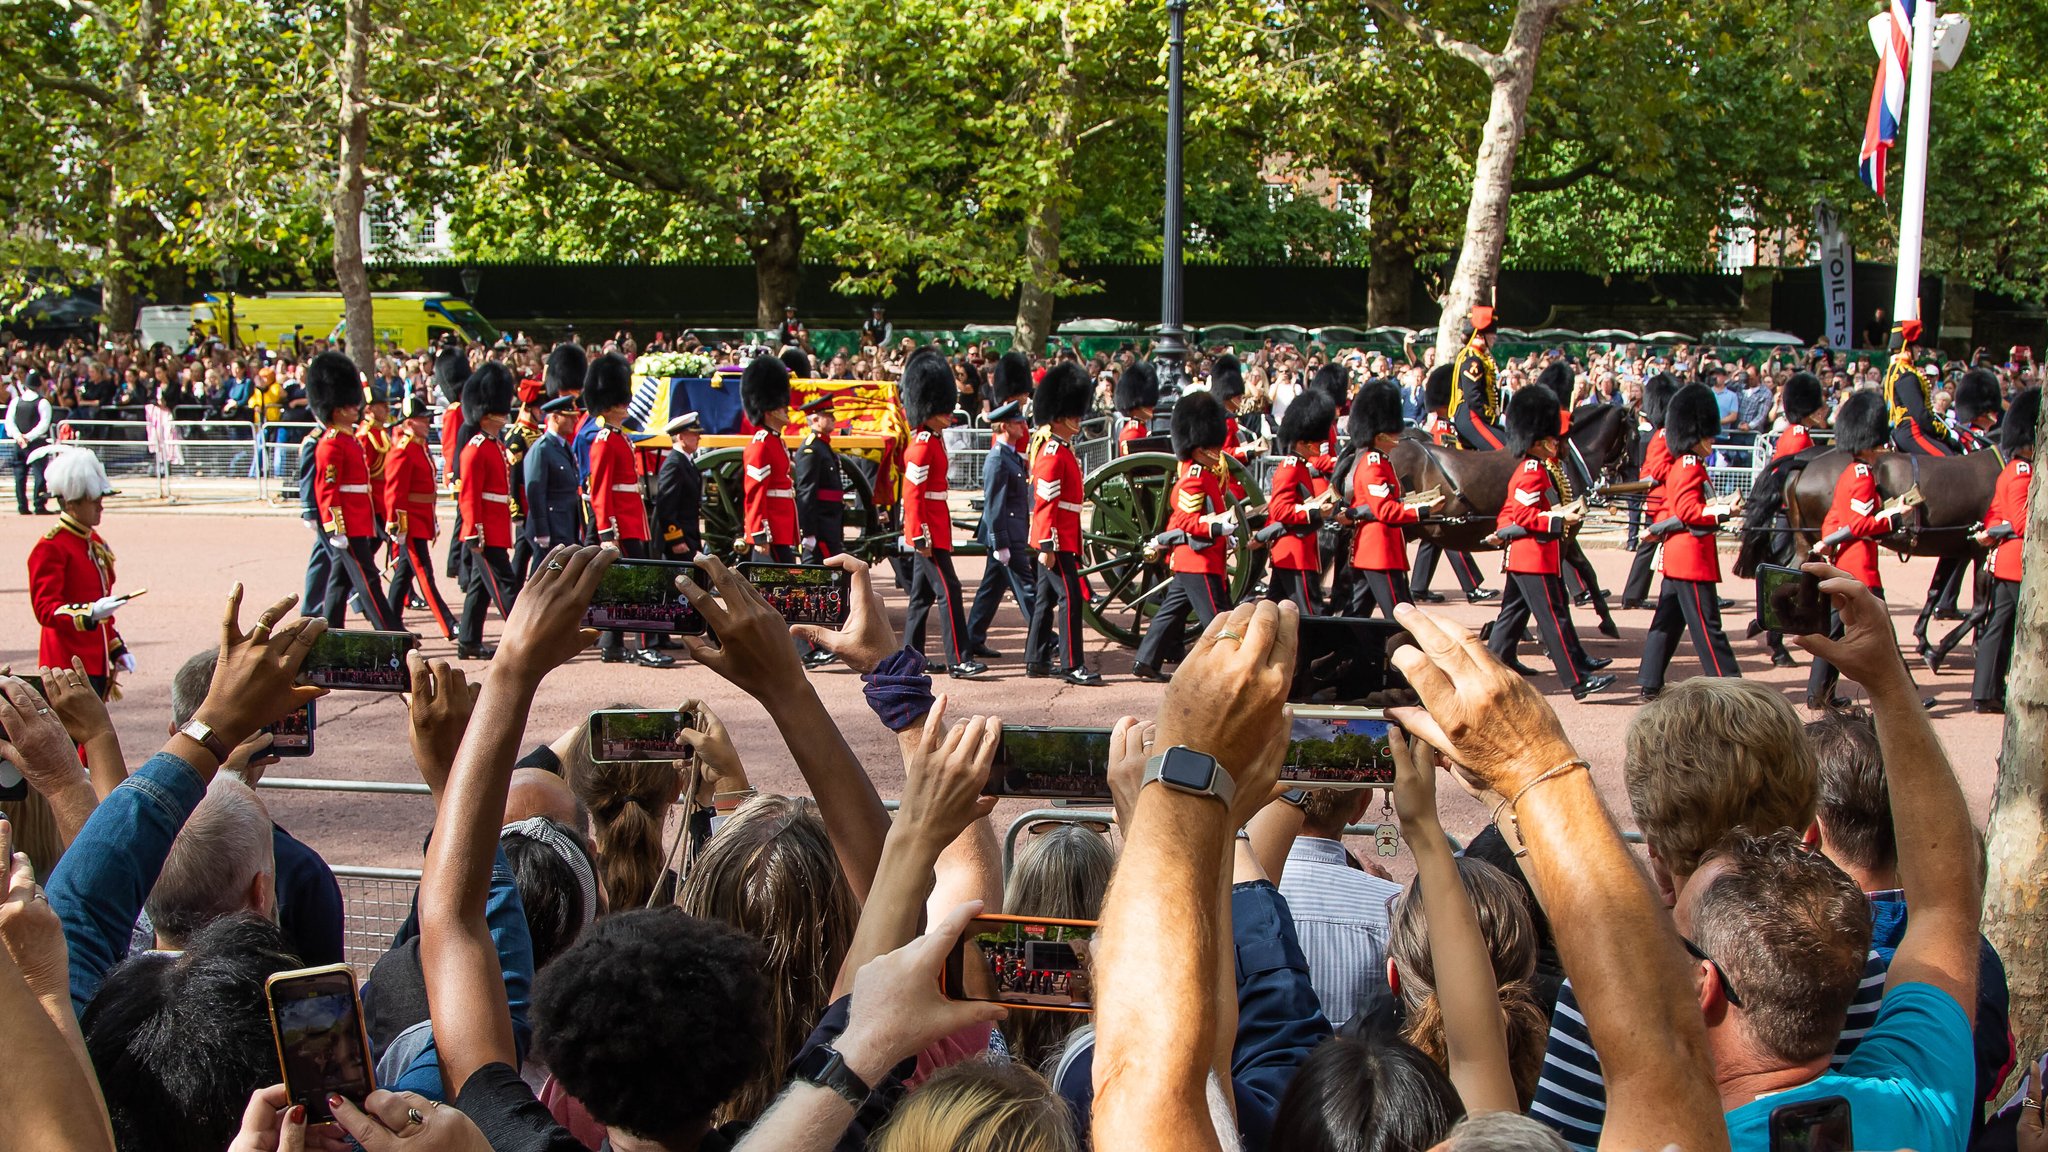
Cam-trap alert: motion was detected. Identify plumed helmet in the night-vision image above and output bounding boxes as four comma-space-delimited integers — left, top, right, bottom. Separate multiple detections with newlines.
1505, 383, 1562, 457
740, 354, 792, 424
466, 361, 516, 418
1280, 389, 1338, 449
1536, 361, 1574, 412
39, 446, 114, 502
1663, 383, 1723, 452
2001, 387, 2039, 456
1781, 372, 1825, 421
1954, 368, 2004, 424
545, 343, 587, 398
584, 352, 635, 414
900, 348, 957, 428
1209, 354, 1244, 403
1469, 304, 1498, 335
1171, 389, 1228, 461
433, 349, 469, 405
780, 347, 813, 380
1833, 390, 1891, 452
1423, 363, 1455, 410
1642, 372, 1679, 427
1031, 362, 1090, 426
993, 351, 1034, 404
305, 351, 364, 424
1115, 362, 1160, 415
1312, 363, 1351, 412
1347, 379, 1406, 444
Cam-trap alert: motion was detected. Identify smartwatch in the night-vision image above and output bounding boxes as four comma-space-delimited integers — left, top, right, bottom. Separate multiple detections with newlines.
1279, 789, 1312, 810
791, 1043, 872, 1109
1141, 745, 1235, 809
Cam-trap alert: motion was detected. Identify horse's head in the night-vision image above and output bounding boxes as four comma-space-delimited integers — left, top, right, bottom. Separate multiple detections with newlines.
1569, 404, 1636, 486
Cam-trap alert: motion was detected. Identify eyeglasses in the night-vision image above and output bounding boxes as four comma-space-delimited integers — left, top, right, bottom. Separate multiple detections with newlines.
1682, 937, 1744, 1008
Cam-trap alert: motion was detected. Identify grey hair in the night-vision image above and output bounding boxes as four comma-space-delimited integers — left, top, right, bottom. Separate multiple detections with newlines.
145, 776, 276, 948
1443, 1112, 1571, 1151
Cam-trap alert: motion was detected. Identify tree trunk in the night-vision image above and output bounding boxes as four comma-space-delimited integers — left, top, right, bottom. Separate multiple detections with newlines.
1014, 199, 1062, 358
750, 171, 804, 331
332, 0, 374, 373
1432, 1, 1565, 366
100, 0, 167, 342
1983, 397, 2048, 1072
1366, 167, 1418, 327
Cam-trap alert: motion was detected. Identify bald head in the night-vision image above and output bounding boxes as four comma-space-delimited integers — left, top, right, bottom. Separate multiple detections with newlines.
507, 767, 587, 830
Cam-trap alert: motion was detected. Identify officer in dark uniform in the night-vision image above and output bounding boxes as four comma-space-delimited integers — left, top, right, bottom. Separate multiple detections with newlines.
653, 410, 705, 563
521, 394, 583, 578
861, 304, 892, 349
297, 423, 331, 616
1450, 304, 1507, 450
965, 397, 1035, 659
792, 395, 845, 561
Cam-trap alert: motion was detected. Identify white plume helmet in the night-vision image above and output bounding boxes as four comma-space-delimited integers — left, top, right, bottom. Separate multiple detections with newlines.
33, 445, 117, 502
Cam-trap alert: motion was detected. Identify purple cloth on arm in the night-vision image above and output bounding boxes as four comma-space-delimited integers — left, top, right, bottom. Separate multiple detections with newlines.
862, 646, 934, 731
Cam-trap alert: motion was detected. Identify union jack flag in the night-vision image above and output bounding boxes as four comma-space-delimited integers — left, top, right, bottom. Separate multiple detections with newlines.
1859, 0, 1915, 198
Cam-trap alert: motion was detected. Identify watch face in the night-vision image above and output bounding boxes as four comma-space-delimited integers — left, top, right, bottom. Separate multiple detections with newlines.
1158, 746, 1217, 792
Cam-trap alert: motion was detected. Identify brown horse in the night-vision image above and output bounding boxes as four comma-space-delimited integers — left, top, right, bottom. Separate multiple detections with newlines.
1387, 402, 1639, 554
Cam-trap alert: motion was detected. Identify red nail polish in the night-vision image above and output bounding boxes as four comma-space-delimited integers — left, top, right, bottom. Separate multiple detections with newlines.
327, 1094, 345, 1110
287, 1105, 304, 1124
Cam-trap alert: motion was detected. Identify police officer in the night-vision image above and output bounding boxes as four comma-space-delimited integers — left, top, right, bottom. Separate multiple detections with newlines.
793, 395, 844, 561
9, 371, 55, 515
965, 397, 1035, 659
652, 410, 705, 563
1450, 304, 1507, 450
523, 394, 584, 577
1884, 318, 1960, 455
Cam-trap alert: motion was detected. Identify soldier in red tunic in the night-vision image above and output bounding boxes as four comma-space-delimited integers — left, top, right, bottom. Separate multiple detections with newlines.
900, 349, 983, 678
585, 353, 673, 668
432, 347, 470, 579
456, 363, 519, 659
740, 356, 798, 561
1114, 362, 1159, 455
1747, 371, 1829, 667
1258, 390, 1338, 615
1133, 391, 1237, 682
1025, 363, 1100, 685
1636, 383, 1741, 697
306, 352, 402, 631
1345, 380, 1443, 617
1972, 386, 2037, 713
1808, 390, 1905, 708
382, 395, 454, 640
1621, 373, 1678, 610
28, 447, 130, 695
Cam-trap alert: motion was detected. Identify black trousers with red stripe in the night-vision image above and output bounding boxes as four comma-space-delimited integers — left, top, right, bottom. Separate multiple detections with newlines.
1135, 571, 1230, 670
1623, 536, 1659, 604
905, 548, 971, 665
1264, 566, 1320, 615
1349, 568, 1412, 619
1972, 578, 2019, 706
322, 535, 401, 631
458, 543, 519, 647
1454, 410, 1507, 452
1413, 543, 1484, 597
1487, 571, 1589, 690
1636, 576, 1739, 692
598, 538, 659, 656
386, 536, 455, 641
1027, 551, 1087, 671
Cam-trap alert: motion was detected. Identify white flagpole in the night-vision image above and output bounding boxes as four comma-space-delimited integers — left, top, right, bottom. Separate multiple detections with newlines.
1891, 0, 1938, 327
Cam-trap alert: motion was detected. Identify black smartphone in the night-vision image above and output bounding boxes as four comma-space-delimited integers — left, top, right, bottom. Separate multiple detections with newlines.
985, 725, 1115, 801
298, 630, 418, 692
943, 914, 1099, 1014
1756, 563, 1828, 635
739, 562, 851, 627
264, 700, 316, 758
584, 558, 707, 635
265, 964, 375, 1124
1767, 1095, 1852, 1152
1289, 617, 1412, 706
587, 708, 696, 764
1283, 707, 1396, 787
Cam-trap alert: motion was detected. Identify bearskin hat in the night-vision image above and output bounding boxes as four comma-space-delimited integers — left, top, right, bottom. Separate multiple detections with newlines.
1310, 363, 1350, 412
1642, 372, 1678, 428
544, 343, 587, 398
39, 446, 114, 503
1424, 363, 1455, 411
780, 347, 813, 380
1505, 383, 1562, 457
1347, 379, 1406, 445
1280, 389, 1338, 450
992, 351, 1033, 404
1954, 368, 2004, 424
1781, 372, 1825, 421
1209, 354, 1245, 404
900, 348, 957, 428
583, 352, 635, 414
740, 354, 791, 424
306, 351, 364, 424
1664, 383, 1723, 452
466, 361, 516, 418
1031, 362, 1090, 427
1833, 390, 1890, 453
2001, 387, 2039, 456
1536, 360, 1575, 412
432, 348, 469, 405
1115, 362, 1160, 415
1171, 389, 1228, 461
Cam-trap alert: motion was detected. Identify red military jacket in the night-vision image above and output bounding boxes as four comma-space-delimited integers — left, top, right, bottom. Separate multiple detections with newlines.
1987, 457, 2031, 582
1168, 462, 1230, 575
1031, 436, 1083, 554
315, 427, 376, 539
1349, 450, 1418, 572
1640, 430, 1674, 520
1118, 418, 1147, 455
29, 514, 127, 676
1266, 455, 1331, 572
358, 421, 392, 526
743, 429, 798, 547
1771, 424, 1812, 462
589, 422, 649, 543
385, 428, 438, 541
459, 433, 514, 548
1217, 416, 1249, 500
440, 403, 463, 484
1822, 461, 1891, 590
1498, 457, 1563, 575
1658, 453, 1724, 582
902, 429, 953, 549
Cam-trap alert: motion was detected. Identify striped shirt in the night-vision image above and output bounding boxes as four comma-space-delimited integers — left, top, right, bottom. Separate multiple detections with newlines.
1532, 950, 1893, 1149
1276, 837, 1403, 1030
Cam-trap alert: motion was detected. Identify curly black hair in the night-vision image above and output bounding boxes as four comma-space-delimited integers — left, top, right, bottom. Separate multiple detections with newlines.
532, 908, 770, 1143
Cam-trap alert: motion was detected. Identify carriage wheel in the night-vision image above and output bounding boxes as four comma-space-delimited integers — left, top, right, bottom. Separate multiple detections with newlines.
698, 447, 887, 561
1077, 452, 1256, 648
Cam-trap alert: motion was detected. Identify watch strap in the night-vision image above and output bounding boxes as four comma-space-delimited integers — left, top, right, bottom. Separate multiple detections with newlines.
794, 1043, 871, 1109
1141, 746, 1236, 809
179, 719, 232, 764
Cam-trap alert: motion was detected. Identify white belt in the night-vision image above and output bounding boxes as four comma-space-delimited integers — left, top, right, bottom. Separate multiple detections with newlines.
767, 488, 795, 498
1057, 501, 1084, 512
339, 484, 370, 493
921, 493, 949, 503
481, 493, 510, 504
610, 484, 638, 493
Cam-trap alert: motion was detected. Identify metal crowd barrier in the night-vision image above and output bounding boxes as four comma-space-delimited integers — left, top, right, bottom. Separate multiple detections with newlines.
55, 419, 269, 499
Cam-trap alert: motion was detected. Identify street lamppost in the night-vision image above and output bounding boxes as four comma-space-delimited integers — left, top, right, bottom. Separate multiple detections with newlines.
459, 265, 482, 300
1153, 0, 1190, 394
1874, 5, 1969, 335
219, 256, 240, 350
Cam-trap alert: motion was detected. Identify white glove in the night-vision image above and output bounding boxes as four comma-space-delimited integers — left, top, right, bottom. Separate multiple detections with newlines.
115, 653, 136, 675
802, 536, 817, 553
88, 595, 124, 621
327, 534, 347, 549
534, 536, 551, 549
1211, 512, 1239, 534
995, 548, 1011, 564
